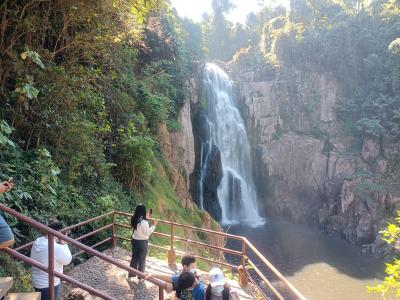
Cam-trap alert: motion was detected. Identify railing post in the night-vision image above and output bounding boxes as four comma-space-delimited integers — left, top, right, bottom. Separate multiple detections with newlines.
238, 239, 248, 288
111, 211, 116, 249
241, 239, 246, 267
48, 233, 55, 300
159, 286, 164, 300
168, 223, 176, 268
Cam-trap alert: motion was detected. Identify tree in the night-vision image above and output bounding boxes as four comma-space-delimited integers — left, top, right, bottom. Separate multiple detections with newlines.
211, 0, 236, 15
368, 211, 400, 299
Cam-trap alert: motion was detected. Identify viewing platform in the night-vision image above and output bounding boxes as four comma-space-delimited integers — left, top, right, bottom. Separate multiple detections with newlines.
0, 204, 307, 300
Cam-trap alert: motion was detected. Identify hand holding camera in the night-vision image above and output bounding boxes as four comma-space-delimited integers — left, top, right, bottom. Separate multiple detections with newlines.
148, 208, 157, 226
0, 177, 14, 194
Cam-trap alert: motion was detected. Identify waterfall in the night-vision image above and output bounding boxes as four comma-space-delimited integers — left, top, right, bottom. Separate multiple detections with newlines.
199, 63, 265, 226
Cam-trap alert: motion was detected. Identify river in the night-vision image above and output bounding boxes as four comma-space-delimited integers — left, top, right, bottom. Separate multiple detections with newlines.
226, 218, 385, 300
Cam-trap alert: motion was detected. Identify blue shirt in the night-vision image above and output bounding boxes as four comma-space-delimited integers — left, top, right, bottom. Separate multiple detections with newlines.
0, 214, 13, 244
172, 275, 206, 300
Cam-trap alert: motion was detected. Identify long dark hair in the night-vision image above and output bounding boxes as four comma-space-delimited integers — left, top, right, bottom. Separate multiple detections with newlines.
131, 204, 147, 230
205, 284, 230, 300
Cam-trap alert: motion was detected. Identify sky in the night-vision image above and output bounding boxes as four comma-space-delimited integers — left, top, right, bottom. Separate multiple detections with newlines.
171, 0, 290, 24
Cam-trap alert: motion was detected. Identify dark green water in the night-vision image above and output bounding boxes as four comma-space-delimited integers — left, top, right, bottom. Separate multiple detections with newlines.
227, 218, 385, 300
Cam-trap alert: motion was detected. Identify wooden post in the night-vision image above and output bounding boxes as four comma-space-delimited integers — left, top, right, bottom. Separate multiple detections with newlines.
159, 286, 164, 300
238, 264, 248, 288
168, 223, 176, 268
238, 239, 248, 288
111, 211, 116, 249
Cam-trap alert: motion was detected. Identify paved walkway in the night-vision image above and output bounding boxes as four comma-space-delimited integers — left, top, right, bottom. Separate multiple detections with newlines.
61, 247, 257, 299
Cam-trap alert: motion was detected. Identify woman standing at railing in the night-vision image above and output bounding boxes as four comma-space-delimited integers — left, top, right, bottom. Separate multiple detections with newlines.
128, 203, 157, 283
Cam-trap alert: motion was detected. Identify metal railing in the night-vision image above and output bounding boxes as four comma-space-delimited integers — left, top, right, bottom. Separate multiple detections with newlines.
113, 211, 307, 300
2, 207, 307, 300
0, 204, 169, 300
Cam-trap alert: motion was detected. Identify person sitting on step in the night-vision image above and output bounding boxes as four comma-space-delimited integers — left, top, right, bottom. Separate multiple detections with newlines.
0, 178, 14, 249
153, 254, 199, 297
30, 217, 72, 300
177, 271, 206, 300
205, 268, 239, 300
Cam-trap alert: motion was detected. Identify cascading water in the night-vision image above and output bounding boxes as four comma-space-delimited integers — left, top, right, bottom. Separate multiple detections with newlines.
199, 63, 265, 226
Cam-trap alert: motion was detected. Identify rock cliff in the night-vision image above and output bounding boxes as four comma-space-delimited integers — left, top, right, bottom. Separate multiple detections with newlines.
228, 49, 400, 248
159, 80, 196, 208
159, 79, 224, 240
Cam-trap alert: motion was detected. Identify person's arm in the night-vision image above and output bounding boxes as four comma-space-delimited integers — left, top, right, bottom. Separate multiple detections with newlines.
54, 242, 72, 265
229, 288, 240, 300
140, 220, 156, 238
152, 273, 173, 284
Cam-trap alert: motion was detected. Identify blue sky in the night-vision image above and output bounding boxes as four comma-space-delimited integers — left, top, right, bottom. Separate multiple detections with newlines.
171, 0, 290, 24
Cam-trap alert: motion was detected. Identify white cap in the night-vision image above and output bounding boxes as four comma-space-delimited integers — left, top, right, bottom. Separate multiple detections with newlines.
209, 268, 225, 287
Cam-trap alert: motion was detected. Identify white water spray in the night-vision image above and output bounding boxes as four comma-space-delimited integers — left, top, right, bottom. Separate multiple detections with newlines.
200, 63, 265, 226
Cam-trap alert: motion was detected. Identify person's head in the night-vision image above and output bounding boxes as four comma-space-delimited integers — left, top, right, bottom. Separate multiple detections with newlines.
181, 255, 196, 273
131, 203, 147, 230
206, 268, 228, 298
178, 271, 196, 290
47, 218, 63, 231
177, 271, 197, 300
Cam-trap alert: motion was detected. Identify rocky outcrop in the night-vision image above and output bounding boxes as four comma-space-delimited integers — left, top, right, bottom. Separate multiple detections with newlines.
228, 50, 400, 247
159, 79, 224, 234
190, 109, 224, 221
159, 80, 196, 207
201, 145, 223, 220
361, 136, 381, 163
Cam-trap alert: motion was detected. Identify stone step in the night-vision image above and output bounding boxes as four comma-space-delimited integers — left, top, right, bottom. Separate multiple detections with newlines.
0, 277, 13, 298
6, 293, 42, 300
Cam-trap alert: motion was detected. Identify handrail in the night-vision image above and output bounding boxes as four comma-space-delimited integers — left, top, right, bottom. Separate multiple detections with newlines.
115, 235, 238, 269
0, 204, 168, 300
1, 247, 118, 300
247, 258, 285, 300
14, 211, 114, 252
244, 238, 307, 300
6, 207, 307, 300
115, 223, 242, 256
115, 211, 243, 240
114, 211, 307, 300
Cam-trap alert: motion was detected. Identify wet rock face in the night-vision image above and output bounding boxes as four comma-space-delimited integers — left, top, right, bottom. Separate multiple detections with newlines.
190, 107, 224, 221
229, 52, 400, 248
202, 145, 223, 221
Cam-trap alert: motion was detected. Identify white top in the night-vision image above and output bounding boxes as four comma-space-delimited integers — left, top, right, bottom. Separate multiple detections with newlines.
209, 289, 239, 300
30, 236, 72, 289
132, 220, 155, 240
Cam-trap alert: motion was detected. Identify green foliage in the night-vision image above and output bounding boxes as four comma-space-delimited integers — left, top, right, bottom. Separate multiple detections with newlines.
118, 121, 155, 189
368, 211, 400, 298
201, 0, 250, 61
0, 0, 208, 290
256, 0, 400, 147
356, 118, 386, 137
0, 121, 15, 147
0, 254, 32, 293
20, 48, 45, 69
181, 18, 206, 62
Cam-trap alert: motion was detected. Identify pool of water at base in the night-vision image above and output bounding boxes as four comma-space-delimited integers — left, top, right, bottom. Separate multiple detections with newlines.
225, 218, 385, 300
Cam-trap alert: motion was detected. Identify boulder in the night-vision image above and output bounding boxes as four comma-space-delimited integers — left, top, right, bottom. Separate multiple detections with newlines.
362, 137, 380, 163
356, 213, 374, 244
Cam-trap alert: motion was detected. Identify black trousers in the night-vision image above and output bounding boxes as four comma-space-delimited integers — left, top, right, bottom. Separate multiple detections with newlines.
129, 239, 148, 277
